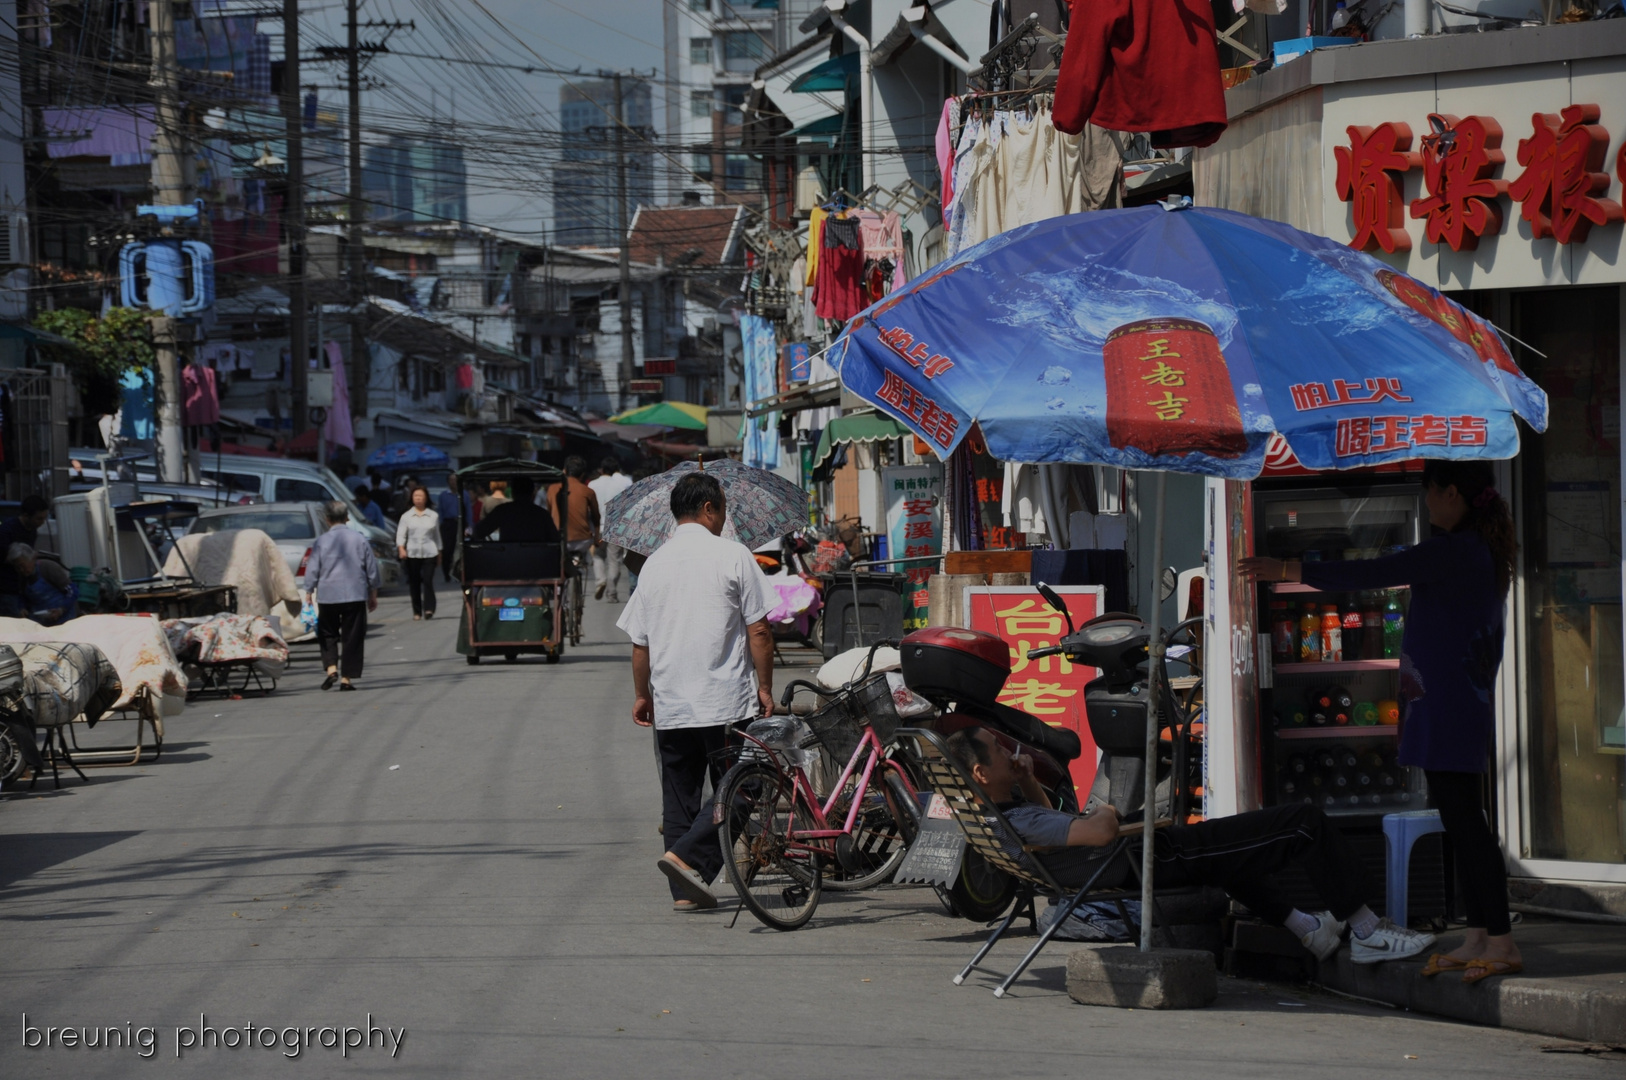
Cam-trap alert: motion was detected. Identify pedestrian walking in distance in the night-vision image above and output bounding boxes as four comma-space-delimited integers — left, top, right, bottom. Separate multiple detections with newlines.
588, 456, 632, 602
1242, 459, 1521, 983
397, 484, 441, 620
305, 500, 380, 691
436, 471, 464, 582
616, 472, 776, 911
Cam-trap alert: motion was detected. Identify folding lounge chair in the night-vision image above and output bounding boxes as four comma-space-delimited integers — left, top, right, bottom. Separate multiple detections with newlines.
896, 727, 1146, 998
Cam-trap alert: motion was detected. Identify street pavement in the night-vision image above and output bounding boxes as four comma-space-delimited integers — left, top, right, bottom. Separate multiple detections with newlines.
2, 592, 1621, 1077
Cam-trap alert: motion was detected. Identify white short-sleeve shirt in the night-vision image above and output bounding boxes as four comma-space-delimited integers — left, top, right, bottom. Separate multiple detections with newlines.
616, 522, 776, 730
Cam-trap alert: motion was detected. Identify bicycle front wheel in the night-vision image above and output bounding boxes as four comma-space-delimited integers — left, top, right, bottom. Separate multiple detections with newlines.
717, 761, 822, 930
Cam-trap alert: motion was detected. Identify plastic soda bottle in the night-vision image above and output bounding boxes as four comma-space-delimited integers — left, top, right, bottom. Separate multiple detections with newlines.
1299, 602, 1321, 662
1321, 604, 1342, 662
1382, 591, 1405, 658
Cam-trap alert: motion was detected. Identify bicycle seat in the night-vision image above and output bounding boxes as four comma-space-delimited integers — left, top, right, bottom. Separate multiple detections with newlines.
956, 698, 1083, 762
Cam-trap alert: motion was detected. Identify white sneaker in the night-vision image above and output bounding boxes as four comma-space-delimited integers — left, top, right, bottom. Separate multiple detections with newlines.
1299, 911, 1347, 962
1349, 918, 1436, 964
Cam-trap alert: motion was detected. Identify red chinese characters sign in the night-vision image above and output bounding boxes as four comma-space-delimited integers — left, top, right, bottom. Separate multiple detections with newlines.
1507, 104, 1624, 245
1334, 105, 1625, 250
966, 586, 1103, 797
1410, 114, 1507, 251
1334, 122, 1419, 253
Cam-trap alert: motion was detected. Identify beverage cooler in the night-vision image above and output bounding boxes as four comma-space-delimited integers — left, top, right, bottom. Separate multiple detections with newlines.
1201, 462, 1433, 828
1202, 463, 1453, 926
1252, 483, 1429, 821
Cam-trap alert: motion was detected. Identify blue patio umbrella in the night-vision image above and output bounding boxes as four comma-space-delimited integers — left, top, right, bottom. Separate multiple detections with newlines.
367, 441, 450, 471
833, 202, 1548, 952
833, 203, 1546, 478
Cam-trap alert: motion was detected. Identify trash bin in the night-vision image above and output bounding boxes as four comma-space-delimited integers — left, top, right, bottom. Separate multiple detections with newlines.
819, 572, 907, 659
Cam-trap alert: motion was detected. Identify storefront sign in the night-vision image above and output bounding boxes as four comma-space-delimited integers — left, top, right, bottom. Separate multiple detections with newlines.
781, 342, 810, 384
883, 464, 943, 630
964, 585, 1104, 797
1333, 105, 1625, 252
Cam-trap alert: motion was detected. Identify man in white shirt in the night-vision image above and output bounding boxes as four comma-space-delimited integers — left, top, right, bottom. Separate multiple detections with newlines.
588, 456, 634, 602
616, 471, 776, 910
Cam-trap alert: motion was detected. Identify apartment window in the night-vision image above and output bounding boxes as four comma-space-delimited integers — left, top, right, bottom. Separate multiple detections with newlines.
691, 152, 714, 181
689, 0, 710, 8
723, 84, 749, 125
723, 32, 771, 63
689, 37, 711, 65
690, 90, 714, 118
724, 153, 760, 192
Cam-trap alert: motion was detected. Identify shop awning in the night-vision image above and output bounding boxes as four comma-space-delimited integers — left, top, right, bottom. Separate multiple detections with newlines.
811, 412, 911, 469
784, 113, 845, 139
756, 37, 845, 135
789, 51, 858, 93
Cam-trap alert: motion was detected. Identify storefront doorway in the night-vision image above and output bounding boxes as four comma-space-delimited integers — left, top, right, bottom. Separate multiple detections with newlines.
1512, 286, 1624, 867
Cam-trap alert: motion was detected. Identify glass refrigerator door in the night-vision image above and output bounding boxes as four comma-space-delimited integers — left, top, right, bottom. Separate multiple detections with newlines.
1254, 483, 1428, 818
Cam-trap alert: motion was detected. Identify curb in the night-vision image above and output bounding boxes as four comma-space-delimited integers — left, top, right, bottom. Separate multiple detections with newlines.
1313, 953, 1626, 1043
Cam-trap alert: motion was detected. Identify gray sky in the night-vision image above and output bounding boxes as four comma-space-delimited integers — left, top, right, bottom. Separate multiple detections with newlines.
302, 0, 667, 236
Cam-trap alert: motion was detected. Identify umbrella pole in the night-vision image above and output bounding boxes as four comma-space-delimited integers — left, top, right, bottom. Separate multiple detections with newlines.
1139, 471, 1167, 952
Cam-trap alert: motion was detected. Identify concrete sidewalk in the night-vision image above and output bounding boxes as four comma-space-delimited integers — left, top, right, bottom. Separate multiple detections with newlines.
1313, 917, 1626, 1044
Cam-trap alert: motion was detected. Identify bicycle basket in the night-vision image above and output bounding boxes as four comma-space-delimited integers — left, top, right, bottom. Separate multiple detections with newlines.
803, 693, 866, 764
849, 673, 904, 749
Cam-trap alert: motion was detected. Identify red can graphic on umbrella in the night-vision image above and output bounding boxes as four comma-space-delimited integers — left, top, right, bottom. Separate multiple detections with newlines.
1104, 318, 1248, 458
1375, 269, 1521, 377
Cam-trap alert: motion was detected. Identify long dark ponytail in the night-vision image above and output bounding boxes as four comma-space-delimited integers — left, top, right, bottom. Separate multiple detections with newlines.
1421, 459, 1516, 597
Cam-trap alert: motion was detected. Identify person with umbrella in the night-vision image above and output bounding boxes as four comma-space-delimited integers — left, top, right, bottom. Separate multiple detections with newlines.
589, 456, 632, 603
615, 472, 777, 911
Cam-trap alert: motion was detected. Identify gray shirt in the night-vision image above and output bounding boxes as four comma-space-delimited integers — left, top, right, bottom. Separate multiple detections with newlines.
304, 525, 381, 604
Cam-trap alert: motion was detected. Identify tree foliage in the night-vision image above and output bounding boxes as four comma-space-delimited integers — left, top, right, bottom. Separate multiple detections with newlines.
34, 307, 156, 377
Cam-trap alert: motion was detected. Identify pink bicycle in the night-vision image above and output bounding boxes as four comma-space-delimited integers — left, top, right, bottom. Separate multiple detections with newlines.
716, 663, 921, 930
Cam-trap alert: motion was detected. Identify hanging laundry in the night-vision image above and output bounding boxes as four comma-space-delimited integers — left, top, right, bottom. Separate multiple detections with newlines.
1052, 0, 1228, 149
805, 205, 828, 287
937, 97, 961, 229
855, 209, 907, 292
946, 99, 1126, 258
814, 214, 866, 323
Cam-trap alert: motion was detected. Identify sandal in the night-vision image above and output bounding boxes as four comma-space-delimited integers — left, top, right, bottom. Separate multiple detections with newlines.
1461, 958, 1523, 984
1420, 953, 1473, 977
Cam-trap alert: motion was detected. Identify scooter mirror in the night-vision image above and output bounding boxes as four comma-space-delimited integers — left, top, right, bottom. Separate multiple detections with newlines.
1159, 566, 1178, 602
1035, 581, 1074, 635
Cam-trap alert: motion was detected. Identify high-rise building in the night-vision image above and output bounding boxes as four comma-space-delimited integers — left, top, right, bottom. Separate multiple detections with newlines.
552, 79, 656, 248
362, 137, 468, 225
662, 0, 817, 204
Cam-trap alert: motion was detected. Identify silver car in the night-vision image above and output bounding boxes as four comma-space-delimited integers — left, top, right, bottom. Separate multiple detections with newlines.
187, 502, 402, 590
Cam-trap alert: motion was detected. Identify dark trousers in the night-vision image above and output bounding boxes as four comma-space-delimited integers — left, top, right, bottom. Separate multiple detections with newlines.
1427, 770, 1511, 936
317, 601, 367, 679
403, 556, 437, 616
439, 522, 460, 581
1043, 803, 1375, 925
657, 725, 731, 899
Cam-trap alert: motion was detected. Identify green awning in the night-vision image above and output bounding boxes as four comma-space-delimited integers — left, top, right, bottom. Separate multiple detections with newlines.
789, 51, 859, 93
812, 412, 912, 469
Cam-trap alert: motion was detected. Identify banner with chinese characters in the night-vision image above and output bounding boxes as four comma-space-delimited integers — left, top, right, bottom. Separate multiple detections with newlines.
965, 585, 1104, 797
883, 464, 943, 629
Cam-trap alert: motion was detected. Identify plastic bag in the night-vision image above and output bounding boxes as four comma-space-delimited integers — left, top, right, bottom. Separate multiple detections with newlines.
299, 596, 319, 635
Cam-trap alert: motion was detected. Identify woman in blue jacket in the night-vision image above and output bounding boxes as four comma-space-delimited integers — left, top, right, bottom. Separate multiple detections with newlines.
1244, 460, 1520, 984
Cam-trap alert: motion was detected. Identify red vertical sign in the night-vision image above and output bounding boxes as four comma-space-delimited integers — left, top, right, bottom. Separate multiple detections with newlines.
966, 586, 1103, 798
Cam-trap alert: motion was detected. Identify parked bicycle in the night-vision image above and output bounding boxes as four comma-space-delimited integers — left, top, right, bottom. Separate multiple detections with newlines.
715, 647, 922, 930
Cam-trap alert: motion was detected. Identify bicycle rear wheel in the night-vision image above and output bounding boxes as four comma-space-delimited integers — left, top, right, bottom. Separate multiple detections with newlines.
821, 766, 917, 892
717, 761, 822, 930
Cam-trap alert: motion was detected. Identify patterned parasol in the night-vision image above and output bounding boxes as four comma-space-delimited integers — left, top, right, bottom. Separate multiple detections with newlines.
601, 460, 809, 555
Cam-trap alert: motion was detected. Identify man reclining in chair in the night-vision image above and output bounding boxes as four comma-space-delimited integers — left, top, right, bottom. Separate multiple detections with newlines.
944, 726, 1435, 964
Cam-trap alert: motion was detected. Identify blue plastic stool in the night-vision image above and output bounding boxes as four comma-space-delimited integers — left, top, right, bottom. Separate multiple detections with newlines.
1383, 810, 1446, 928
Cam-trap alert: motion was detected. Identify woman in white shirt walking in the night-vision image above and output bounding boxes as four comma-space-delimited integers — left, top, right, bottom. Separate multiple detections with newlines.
396, 485, 441, 620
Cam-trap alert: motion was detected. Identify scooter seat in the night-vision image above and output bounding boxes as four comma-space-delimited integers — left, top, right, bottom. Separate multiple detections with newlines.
957, 698, 1083, 762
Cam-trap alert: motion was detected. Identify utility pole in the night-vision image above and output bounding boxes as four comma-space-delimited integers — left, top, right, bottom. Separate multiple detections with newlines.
148, 0, 187, 482
283, 0, 308, 437
346, 0, 368, 420
613, 71, 634, 410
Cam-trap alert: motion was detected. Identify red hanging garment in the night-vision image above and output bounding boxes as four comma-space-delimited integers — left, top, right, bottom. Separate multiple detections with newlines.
814, 214, 867, 322
1052, 0, 1228, 149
